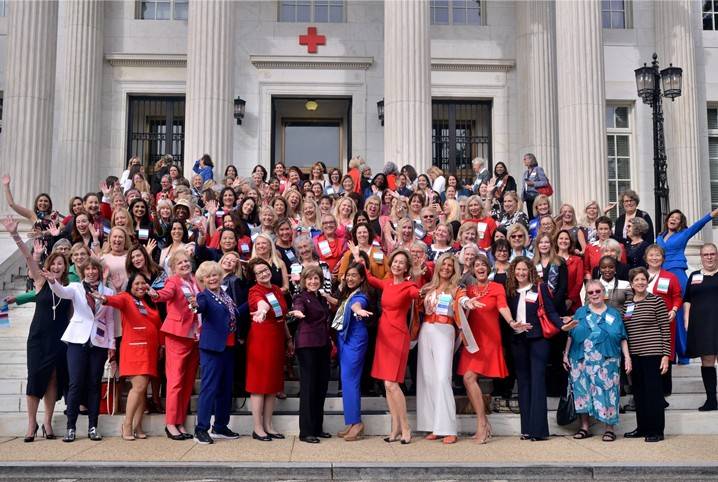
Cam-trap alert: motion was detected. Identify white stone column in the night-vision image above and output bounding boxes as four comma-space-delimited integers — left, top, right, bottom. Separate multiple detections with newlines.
655, 0, 708, 229
555, 0, 608, 209
184, 0, 235, 176
516, 1, 559, 192
383, 0, 432, 174
0, 0, 58, 212
55, 0, 104, 199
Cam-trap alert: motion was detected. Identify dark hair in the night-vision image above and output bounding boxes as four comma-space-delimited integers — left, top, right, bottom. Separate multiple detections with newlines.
417, 173, 431, 187
340, 262, 369, 299
126, 244, 161, 280
43, 252, 69, 286
400, 165, 418, 183
491, 238, 511, 257
129, 164, 144, 179
273, 216, 292, 235
239, 196, 259, 226
409, 191, 426, 208
83, 192, 100, 203
662, 209, 688, 234
224, 165, 238, 177
523, 153, 538, 168
252, 164, 268, 182
596, 216, 613, 230
105, 175, 119, 188
372, 173, 387, 189
219, 187, 237, 208
598, 255, 617, 269
352, 211, 370, 229
124, 271, 156, 309
506, 256, 540, 298
165, 220, 189, 246
32, 192, 52, 215
328, 168, 342, 182
68, 196, 84, 216
200, 154, 214, 168
129, 198, 152, 229
351, 222, 375, 245
247, 258, 271, 283
494, 161, 509, 178
554, 229, 576, 253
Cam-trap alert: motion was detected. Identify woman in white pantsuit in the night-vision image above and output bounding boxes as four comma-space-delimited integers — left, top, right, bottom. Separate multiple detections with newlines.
416, 253, 464, 444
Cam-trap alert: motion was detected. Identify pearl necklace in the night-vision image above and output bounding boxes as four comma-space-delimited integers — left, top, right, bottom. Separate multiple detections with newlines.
50, 291, 62, 321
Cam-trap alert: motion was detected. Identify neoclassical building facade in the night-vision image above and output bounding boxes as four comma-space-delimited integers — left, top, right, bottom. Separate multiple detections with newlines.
0, 0, 716, 237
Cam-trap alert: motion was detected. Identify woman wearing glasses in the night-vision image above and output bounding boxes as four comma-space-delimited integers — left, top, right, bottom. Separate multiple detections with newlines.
614, 190, 655, 245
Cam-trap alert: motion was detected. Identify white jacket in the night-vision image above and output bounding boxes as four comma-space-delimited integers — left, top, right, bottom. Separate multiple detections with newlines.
49, 281, 117, 349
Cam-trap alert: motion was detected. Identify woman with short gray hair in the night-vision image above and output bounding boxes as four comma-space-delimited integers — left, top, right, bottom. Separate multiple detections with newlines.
614, 189, 655, 245
625, 217, 651, 270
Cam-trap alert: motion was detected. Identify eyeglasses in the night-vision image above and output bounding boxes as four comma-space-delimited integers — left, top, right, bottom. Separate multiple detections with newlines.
510, 234, 524, 239
254, 269, 271, 276
622, 199, 637, 204
586, 289, 603, 295
422, 215, 435, 219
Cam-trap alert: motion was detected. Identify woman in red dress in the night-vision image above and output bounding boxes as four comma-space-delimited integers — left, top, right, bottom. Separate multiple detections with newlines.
459, 255, 512, 443
350, 244, 420, 444
96, 272, 161, 440
246, 258, 293, 441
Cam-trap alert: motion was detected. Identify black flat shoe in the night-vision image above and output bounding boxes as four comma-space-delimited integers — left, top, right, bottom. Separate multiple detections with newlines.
530, 437, 548, 442
252, 431, 272, 442
623, 429, 644, 438
300, 436, 320, 444
317, 432, 332, 439
400, 438, 411, 445
267, 432, 285, 440
164, 427, 184, 441
645, 434, 664, 443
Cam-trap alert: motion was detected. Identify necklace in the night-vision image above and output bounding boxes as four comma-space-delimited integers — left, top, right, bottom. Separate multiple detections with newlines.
473, 282, 490, 298
50, 290, 62, 321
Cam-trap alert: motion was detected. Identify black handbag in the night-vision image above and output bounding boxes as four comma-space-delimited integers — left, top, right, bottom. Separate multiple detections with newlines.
556, 376, 577, 426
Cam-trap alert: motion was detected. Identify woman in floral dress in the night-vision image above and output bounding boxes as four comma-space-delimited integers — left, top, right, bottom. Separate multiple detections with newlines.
563, 279, 631, 442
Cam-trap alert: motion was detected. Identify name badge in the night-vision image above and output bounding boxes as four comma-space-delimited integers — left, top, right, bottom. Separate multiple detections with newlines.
373, 250, 384, 262
137, 228, 149, 240
436, 294, 452, 316
530, 171, 537, 179
525, 291, 538, 303
251, 232, 259, 242
605, 314, 615, 325
477, 222, 487, 240
318, 240, 331, 256
692, 274, 704, 285
286, 249, 296, 262
240, 243, 250, 253
346, 224, 353, 233
656, 277, 670, 293
216, 210, 225, 218
536, 264, 544, 278
265, 293, 283, 318
103, 225, 111, 235
291, 263, 303, 275
625, 303, 635, 318
414, 226, 425, 239
496, 180, 503, 188
326, 187, 334, 195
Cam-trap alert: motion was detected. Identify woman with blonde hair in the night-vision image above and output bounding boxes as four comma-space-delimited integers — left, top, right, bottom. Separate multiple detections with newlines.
427, 166, 446, 193
416, 253, 465, 444
441, 199, 461, 238
111, 208, 135, 233
101, 227, 131, 294
556, 203, 587, 253
283, 188, 303, 225
251, 233, 289, 293
528, 195, 552, 240
507, 223, 532, 260
384, 216, 414, 254
333, 196, 357, 239
427, 223, 458, 262
498, 191, 529, 231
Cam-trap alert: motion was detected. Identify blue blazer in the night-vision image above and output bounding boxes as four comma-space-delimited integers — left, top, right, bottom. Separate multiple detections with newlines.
568, 305, 627, 361
339, 291, 369, 342
507, 283, 562, 339
196, 289, 241, 352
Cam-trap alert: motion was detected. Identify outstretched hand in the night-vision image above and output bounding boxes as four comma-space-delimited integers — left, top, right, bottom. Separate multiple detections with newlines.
1, 216, 19, 234
1, 174, 10, 186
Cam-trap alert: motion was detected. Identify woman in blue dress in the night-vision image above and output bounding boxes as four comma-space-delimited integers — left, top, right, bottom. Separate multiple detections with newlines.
657, 208, 718, 363
563, 279, 631, 442
334, 262, 372, 442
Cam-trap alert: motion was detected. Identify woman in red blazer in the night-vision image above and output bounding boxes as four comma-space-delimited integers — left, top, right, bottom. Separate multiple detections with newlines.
149, 251, 200, 440
556, 230, 584, 315
645, 244, 683, 395
96, 272, 161, 440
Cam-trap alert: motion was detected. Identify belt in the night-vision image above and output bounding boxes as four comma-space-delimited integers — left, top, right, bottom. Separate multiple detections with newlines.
424, 313, 454, 325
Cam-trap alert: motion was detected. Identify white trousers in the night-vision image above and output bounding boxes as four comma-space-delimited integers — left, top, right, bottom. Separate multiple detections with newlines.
416, 322, 457, 435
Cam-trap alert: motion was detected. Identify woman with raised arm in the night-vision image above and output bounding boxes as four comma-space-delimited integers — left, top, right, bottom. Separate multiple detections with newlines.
2, 175, 57, 223
2, 217, 72, 442
349, 245, 420, 444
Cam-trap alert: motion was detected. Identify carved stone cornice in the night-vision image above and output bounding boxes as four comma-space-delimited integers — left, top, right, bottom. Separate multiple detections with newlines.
430, 58, 515, 72
250, 55, 374, 70
105, 53, 187, 67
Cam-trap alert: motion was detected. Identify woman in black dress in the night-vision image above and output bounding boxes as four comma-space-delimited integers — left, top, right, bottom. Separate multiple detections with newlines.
3, 217, 71, 442
684, 242, 718, 411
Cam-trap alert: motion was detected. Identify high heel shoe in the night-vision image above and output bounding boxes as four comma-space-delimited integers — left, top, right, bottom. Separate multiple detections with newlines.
121, 424, 135, 441
344, 423, 364, 442
475, 423, 493, 444
41, 424, 56, 440
164, 426, 184, 441
24, 423, 38, 443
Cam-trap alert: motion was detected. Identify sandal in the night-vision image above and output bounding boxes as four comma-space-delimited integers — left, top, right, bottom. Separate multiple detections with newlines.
602, 430, 616, 442
573, 428, 593, 439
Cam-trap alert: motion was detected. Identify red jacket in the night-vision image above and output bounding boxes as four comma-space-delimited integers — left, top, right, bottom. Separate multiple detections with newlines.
565, 255, 584, 314
155, 275, 200, 339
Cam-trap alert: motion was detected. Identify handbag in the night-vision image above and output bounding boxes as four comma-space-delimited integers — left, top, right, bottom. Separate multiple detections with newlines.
536, 182, 553, 197
556, 375, 577, 426
537, 285, 560, 339
99, 359, 119, 415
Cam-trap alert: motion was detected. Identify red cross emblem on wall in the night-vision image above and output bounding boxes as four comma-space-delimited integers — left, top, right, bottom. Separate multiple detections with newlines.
299, 26, 326, 54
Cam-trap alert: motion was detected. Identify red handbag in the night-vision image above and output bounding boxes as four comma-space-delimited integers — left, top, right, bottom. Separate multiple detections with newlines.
537, 285, 560, 339
537, 183, 553, 197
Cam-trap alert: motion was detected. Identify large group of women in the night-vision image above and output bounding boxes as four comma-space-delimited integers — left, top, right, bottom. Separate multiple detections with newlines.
3, 151, 718, 446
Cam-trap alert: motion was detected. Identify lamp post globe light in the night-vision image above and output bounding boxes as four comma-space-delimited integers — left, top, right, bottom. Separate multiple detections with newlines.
634, 53, 682, 226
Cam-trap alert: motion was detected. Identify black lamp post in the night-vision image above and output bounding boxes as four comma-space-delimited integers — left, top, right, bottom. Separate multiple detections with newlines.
634, 53, 682, 226
234, 97, 246, 125
377, 99, 384, 126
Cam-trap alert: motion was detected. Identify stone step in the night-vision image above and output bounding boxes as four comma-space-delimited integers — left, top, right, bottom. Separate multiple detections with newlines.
1, 409, 717, 437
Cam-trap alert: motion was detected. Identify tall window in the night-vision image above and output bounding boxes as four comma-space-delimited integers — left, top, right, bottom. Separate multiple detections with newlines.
601, 0, 631, 29
705, 0, 718, 30
430, 0, 483, 26
139, 0, 188, 20
707, 107, 718, 225
606, 105, 632, 219
278, 0, 344, 23
0, 0, 6, 17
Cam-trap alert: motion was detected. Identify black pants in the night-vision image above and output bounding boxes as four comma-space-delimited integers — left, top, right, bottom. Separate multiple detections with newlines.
632, 355, 665, 437
513, 336, 550, 439
525, 198, 535, 220
66, 342, 107, 430
297, 345, 330, 438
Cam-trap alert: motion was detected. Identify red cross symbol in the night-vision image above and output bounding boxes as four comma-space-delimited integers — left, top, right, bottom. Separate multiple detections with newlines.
299, 26, 326, 54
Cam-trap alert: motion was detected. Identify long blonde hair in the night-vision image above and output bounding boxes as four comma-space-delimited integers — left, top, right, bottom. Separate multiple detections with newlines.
422, 253, 461, 295
251, 232, 283, 268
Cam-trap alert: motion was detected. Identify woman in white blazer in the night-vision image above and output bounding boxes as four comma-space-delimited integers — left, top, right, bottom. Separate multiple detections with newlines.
45, 257, 117, 443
